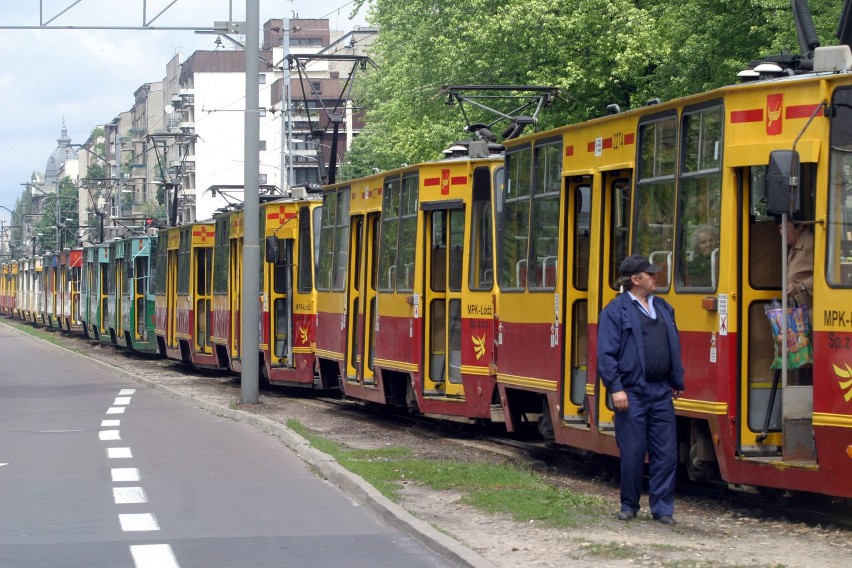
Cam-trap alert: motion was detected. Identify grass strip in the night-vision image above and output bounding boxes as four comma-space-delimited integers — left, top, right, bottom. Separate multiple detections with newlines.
287, 418, 607, 527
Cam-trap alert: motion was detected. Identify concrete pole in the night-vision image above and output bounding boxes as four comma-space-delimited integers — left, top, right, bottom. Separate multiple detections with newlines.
241, 0, 261, 404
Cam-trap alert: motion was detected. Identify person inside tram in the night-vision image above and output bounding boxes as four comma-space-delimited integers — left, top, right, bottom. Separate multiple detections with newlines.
686, 224, 719, 287
778, 211, 814, 307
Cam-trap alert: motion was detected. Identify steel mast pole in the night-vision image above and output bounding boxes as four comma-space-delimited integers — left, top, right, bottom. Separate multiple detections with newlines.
241, 0, 261, 403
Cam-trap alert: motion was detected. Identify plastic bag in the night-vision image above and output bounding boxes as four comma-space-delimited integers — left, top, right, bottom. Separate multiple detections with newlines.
764, 300, 813, 370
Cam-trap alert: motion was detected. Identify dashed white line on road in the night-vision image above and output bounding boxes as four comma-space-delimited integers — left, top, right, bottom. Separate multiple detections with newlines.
119, 389, 136, 396
130, 544, 179, 568
113, 397, 132, 406
101, 419, 121, 427
107, 447, 133, 459
99, 430, 121, 441
119, 513, 159, 531
106, 407, 126, 414
113, 487, 148, 504
112, 468, 141, 482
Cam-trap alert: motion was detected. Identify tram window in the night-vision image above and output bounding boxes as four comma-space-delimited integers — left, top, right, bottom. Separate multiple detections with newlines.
298, 207, 313, 293
636, 115, 678, 287
574, 184, 591, 291
828, 87, 852, 287
397, 175, 418, 292
155, 235, 167, 295
469, 168, 495, 291
610, 178, 631, 290
430, 212, 447, 293
449, 209, 464, 293
378, 177, 401, 292
317, 192, 338, 292
530, 143, 561, 291
313, 206, 323, 278
213, 218, 228, 295
333, 190, 350, 291
677, 105, 722, 291
499, 146, 532, 291
633, 181, 675, 286
273, 238, 289, 294
178, 230, 190, 295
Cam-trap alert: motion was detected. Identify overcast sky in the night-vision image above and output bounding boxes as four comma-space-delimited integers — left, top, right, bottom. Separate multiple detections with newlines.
0, 0, 370, 224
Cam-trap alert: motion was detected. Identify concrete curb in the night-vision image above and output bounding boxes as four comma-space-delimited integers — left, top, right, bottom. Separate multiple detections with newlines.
3, 322, 496, 568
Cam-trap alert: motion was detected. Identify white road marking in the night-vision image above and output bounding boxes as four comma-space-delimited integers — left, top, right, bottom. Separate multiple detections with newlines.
106, 407, 126, 414
101, 419, 121, 427
107, 447, 133, 459
119, 389, 136, 396
113, 397, 132, 406
112, 468, 141, 482
113, 487, 148, 504
119, 513, 159, 531
99, 430, 121, 441
130, 544, 179, 568
0, 463, 7, 467
37, 429, 83, 433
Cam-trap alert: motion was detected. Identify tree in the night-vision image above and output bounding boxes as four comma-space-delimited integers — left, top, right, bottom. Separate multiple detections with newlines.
31, 176, 80, 251
342, 0, 845, 179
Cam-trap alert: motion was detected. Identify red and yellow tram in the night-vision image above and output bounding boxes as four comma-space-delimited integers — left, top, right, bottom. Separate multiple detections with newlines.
317, 149, 504, 418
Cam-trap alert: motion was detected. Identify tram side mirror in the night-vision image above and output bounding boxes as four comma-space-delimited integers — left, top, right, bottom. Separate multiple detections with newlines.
265, 236, 279, 264
766, 150, 801, 215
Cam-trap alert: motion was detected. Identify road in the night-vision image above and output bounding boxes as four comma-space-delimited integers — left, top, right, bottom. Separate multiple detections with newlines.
0, 323, 452, 567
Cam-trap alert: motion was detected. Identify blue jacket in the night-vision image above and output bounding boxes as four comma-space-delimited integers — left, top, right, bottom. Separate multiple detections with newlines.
597, 292, 685, 393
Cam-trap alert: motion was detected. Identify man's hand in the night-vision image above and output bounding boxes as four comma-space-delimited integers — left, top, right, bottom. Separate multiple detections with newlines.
672, 389, 684, 399
612, 390, 628, 412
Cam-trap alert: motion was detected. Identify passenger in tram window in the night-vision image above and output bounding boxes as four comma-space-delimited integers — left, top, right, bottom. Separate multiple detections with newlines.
779, 211, 814, 307
596, 254, 685, 526
686, 224, 719, 287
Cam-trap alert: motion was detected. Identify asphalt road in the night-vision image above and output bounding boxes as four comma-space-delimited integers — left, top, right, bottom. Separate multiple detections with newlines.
0, 324, 452, 568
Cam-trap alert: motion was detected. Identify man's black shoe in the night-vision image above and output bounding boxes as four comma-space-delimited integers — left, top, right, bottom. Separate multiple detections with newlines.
654, 515, 677, 525
617, 510, 637, 521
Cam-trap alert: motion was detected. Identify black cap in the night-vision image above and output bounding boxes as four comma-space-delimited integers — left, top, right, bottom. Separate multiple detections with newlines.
619, 254, 662, 277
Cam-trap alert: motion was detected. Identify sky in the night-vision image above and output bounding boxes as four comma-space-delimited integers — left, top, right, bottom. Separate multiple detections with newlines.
0, 0, 371, 225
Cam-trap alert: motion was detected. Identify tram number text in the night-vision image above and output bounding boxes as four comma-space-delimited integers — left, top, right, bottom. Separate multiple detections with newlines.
466, 304, 492, 317
824, 309, 851, 328
828, 332, 852, 352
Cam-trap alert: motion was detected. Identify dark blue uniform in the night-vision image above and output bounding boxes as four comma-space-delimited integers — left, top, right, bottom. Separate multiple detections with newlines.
597, 291, 685, 518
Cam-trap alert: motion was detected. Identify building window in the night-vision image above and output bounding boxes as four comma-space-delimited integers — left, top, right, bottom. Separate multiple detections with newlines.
259, 73, 267, 84
259, 140, 267, 151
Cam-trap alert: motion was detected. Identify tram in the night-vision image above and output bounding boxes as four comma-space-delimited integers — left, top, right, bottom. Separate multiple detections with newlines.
154, 221, 217, 367
493, 47, 852, 499
210, 192, 325, 387
316, 146, 505, 417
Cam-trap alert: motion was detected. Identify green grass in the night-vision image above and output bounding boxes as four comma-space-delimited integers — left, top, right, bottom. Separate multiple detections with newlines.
287, 418, 608, 527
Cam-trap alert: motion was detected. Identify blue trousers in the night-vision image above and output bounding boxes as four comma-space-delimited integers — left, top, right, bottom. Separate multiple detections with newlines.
613, 381, 677, 517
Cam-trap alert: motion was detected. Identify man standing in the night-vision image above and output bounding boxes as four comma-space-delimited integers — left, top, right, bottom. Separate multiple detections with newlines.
597, 254, 685, 525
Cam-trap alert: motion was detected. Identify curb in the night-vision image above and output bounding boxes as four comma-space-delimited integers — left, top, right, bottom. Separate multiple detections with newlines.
3, 321, 496, 568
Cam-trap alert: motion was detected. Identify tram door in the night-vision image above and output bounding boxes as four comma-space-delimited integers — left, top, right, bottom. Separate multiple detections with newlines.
195, 246, 213, 354
166, 246, 178, 350
135, 250, 149, 340
270, 237, 293, 364
561, 177, 592, 426
230, 231, 243, 357
346, 213, 379, 384
740, 166, 816, 460
423, 205, 465, 397
594, 173, 633, 431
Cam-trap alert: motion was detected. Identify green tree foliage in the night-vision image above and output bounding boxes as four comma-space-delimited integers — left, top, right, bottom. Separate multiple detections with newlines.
343, 0, 844, 178
31, 176, 80, 251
